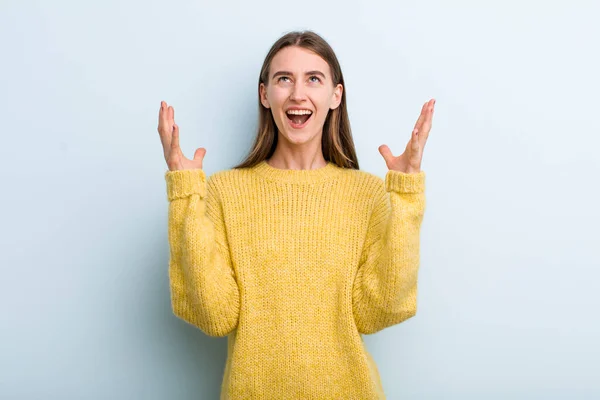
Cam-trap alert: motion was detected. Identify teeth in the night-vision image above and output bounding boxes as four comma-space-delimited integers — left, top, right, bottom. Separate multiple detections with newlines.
286, 109, 312, 115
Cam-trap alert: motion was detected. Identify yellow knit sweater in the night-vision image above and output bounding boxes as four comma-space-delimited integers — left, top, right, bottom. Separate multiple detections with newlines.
164, 159, 426, 399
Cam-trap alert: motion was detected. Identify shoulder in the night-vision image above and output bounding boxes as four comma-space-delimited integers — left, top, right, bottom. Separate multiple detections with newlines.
205, 166, 255, 199
335, 168, 387, 211
206, 168, 231, 185
206, 167, 253, 186
342, 168, 386, 194
345, 168, 384, 185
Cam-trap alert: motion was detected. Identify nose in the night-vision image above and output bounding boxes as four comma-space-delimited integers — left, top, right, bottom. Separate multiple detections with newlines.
290, 82, 307, 101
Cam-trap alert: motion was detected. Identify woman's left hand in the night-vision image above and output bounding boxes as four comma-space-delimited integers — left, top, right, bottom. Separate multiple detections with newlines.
378, 99, 435, 174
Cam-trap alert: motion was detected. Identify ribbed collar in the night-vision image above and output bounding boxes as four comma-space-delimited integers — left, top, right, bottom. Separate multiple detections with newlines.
251, 159, 343, 184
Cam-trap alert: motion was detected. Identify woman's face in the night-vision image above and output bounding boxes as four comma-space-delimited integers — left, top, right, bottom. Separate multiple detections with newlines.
260, 46, 343, 145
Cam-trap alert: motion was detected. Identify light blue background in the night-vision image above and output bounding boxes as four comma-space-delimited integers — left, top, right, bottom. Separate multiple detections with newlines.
1, 0, 598, 398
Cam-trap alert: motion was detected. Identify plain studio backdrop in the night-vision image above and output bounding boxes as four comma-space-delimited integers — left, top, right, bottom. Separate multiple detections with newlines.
1, 1, 598, 399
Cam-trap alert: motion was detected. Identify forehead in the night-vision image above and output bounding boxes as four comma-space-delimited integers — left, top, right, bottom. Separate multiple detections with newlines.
270, 46, 330, 77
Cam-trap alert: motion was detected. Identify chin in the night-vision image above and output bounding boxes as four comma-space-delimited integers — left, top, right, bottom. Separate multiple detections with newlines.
281, 129, 319, 144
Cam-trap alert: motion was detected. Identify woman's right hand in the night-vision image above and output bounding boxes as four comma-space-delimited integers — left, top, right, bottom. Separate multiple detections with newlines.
157, 101, 206, 171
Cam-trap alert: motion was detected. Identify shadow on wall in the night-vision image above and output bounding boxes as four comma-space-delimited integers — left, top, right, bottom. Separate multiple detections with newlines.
132, 225, 229, 398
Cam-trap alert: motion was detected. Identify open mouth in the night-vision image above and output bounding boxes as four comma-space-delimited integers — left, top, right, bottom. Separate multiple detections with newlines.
286, 110, 313, 129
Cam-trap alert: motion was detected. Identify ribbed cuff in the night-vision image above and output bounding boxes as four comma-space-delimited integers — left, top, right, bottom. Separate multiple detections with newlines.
385, 170, 425, 193
165, 169, 207, 201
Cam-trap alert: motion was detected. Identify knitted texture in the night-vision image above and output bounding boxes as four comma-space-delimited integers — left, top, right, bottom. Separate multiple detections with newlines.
164, 160, 426, 399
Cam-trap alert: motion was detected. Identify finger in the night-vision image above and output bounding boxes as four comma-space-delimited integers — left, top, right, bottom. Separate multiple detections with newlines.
159, 101, 169, 127
419, 120, 431, 145
419, 103, 435, 144
412, 128, 420, 151
378, 144, 394, 164
171, 123, 180, 151
158, 102, 171, 147
413, 101, 429, 131
415, 100, 434, 144
415, 99, 436, 132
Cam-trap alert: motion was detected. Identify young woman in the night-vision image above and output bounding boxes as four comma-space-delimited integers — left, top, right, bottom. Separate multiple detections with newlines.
158, 30, 435, 399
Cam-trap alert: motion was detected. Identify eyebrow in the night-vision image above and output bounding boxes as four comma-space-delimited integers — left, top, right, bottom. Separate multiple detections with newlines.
272, 70, 327, 80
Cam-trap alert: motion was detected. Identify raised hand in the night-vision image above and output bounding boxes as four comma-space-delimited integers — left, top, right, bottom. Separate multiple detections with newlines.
157, 101, 206, 171
378, 99, 435, 174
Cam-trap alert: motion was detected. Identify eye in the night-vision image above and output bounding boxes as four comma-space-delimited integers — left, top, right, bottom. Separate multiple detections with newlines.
277, 76, 291, 83
309, 75, 322, 83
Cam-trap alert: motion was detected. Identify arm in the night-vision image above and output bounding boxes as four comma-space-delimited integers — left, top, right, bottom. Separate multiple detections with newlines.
352, 170, 426, 335
165, 168, 240, 337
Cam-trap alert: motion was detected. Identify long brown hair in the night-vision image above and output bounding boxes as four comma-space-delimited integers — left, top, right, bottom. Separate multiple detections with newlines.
232, 30, 359, 170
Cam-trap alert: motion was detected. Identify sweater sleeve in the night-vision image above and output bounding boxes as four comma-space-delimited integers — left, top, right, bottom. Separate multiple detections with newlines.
165, 168, 240, 337
352, 170, 426, 335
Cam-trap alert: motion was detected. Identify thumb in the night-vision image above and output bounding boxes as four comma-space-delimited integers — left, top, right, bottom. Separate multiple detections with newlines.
378, 144, 394, 163
193, 147, 206, 162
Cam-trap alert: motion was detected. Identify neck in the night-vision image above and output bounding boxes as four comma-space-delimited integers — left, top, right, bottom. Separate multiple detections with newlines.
252, 158, 342, 185
266, 155, 328, 171
266, 131, 327, 171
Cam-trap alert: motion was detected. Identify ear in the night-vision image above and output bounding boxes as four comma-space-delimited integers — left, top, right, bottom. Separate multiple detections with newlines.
259, 83, 270, 109
330, 83, 343, 110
